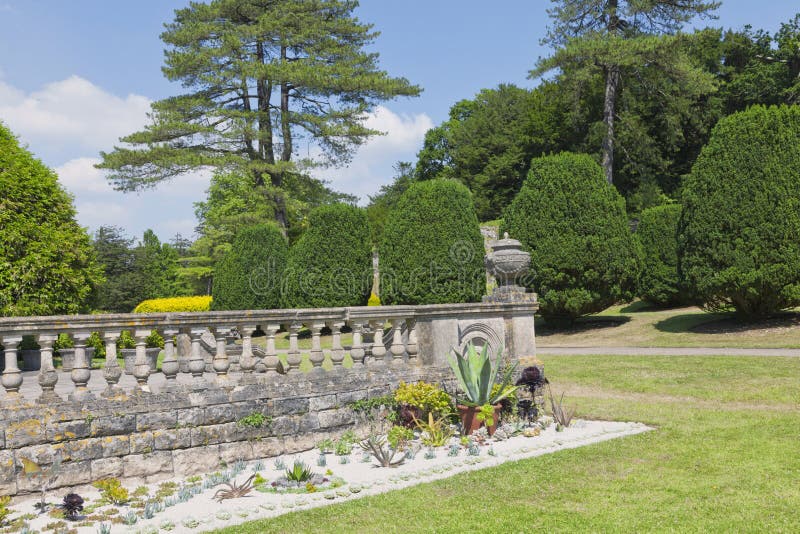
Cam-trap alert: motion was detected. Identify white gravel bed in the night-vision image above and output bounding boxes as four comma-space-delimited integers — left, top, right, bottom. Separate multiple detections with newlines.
9, 419, 652, 534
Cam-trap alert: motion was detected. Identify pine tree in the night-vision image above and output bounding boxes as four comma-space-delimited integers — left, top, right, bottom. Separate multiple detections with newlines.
97, 0, 420, 231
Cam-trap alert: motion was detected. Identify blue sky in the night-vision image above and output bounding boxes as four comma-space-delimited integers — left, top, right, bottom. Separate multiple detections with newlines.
1, 0, 798, 242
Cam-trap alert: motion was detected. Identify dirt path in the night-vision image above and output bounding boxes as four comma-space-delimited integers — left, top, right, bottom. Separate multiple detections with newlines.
537, 346, 800, 357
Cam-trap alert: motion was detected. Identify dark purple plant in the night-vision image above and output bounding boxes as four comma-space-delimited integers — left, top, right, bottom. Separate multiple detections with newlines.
61, 493, 83, 520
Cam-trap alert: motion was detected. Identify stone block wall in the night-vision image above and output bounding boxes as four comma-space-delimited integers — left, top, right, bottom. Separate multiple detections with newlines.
0, 366, 451, 498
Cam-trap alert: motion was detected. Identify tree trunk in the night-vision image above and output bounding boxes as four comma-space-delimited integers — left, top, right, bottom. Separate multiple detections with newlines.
602, 65, 620, 185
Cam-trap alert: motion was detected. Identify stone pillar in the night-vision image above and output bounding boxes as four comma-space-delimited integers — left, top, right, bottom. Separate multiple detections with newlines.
211, 326, 231, 386
369, 320, 386, 366
328, 321, 345, 368
188, 328, 207, 388
262, 324, 280, 373
70, 331, 93, 401
161, 328, 180, 388
406, 319, 419, 366
350, 321, 366, 366
285, 322, 302, 374
1, 335, 23, 399
101, 331, 123, 397
308, 321, 325, 372
132, 329, 152, 393
389, 319, 405, 366
239, 325, 257, 374
36, 333, 59, 402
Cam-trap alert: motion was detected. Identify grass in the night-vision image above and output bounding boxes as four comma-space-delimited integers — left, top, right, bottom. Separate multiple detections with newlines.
536, 301, 800, 348
214, 354, 800, 533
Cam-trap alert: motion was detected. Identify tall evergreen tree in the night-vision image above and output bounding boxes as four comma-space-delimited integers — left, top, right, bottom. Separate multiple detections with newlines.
534, 0, 719, 185
97, 0, 420, 232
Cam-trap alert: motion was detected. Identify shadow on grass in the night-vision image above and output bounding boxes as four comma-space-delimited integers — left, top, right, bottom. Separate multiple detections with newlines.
536, 315, 631, 337
654, 311, 800, 334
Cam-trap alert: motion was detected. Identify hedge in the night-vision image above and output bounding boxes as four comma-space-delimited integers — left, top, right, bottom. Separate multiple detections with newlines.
133, 296, 212, 313
678, 104, 800, 319
636, 204, 684, 307
282, 203, 372, 308
380, 180, 485, 305
212, 223, 288, 310
502, 152, 640, 326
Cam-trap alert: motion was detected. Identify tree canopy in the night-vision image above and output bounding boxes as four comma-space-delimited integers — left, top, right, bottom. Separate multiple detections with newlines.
0, 122, 104, 316
97, 0, 420, 230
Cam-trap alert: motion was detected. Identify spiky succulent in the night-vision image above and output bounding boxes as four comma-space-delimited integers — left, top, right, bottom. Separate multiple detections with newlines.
285, 461, 315, 483
447, 342, 518, 406
213, 474, 256, 502
359, 435, 405, 467
61, 493, 84, 520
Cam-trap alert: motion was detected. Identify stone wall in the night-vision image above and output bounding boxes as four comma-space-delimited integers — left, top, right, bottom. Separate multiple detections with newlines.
0, 365, 452, 498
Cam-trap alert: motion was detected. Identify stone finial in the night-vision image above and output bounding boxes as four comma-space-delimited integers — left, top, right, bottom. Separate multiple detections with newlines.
483, 232, 536, 303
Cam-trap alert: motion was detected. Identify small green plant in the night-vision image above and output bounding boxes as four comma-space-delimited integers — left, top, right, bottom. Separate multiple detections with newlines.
273, 457, 286, 470
317, 453, 327, 467
93, 478, 129, 505
186, 475, 202, 485
122, 511, 138, 525
448, 444, 460, 457
97, 522, 112, 534
387, 425, 414, 450
368, 292, 381, 306
475, 403, 496, 427
305, 482, 318, 493
132, 485, 149, 497
252, 473, 267, 486
424, 447, 436, 460
316, 438, 335, 453
334, 439, 353, 456
285, 461, 315, 483
237, 412, 272, 428
412, 412, 455, 447
339, 455, 350, 464
0, 496, 12, 526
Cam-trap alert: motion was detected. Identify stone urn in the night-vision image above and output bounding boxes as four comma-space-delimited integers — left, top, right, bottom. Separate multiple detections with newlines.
59, 347, 96, 371
483, 232, 533, 302
121, 348, 161, 375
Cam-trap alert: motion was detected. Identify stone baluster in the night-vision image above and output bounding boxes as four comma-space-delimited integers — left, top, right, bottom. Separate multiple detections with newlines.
406, 319, 419, 365
101, 331, 122, 397
176, 331, 192, 375
1, 335, 23, 399
188, 328, 207, 388
350, 321, 366, 366
70, 331, 93, 401
211, 326, 231, 386
369, 319, 387, 365
328, 321, 345, 368
239, 325, 257, 374
262, 324, 280, 373
285, 322, 302, 373
389, 318, 406, 365
161, 328, 180, 388
36, 333, 59, 401
132, 329, 152, 393
309, 321, 325, 372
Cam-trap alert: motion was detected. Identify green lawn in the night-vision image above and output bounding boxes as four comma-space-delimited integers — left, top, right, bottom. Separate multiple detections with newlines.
214, 354, 800, 533
537, 301, 800, 348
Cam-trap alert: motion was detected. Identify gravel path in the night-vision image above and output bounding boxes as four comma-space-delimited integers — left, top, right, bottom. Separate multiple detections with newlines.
536, 346, 800, 357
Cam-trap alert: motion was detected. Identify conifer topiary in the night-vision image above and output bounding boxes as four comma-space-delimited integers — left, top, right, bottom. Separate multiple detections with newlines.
211, 223, 288, 310
502, 152, 640, 326
637, 204, 684, 307
678, 104, 800, 318
380, 179, 485, 305
282, 203, 372, 308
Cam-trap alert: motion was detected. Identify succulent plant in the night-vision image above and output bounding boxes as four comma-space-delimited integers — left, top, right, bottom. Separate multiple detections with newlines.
447, 444, 460, 457
447, 342, 518, 406
121, 511, 138, 525
285, 461, 315, 483
182, 517, 200, 528
213, 474, 256, 502
61, 493, 84, 520
160, 519, 176, 531
273, 457, 286, 470
317, 453, 327, 467
216, 511, 232, 520
96, 523, 112, 534
359, 435, 405, 467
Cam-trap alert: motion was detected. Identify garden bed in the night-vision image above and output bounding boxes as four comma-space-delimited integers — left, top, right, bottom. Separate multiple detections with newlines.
1, 419, 650, 534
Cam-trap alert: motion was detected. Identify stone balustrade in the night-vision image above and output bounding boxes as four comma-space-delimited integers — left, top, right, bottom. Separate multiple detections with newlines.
0, 301, 537, 497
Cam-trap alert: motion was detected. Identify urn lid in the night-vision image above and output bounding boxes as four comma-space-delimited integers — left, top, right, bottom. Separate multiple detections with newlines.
491, 232, 524, 252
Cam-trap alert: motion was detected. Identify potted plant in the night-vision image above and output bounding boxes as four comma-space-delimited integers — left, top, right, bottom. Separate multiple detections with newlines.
447, 342, 518, 435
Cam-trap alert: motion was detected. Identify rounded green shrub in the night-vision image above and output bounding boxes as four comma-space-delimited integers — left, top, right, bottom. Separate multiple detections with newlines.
282, 203, 372, 308
380, 180, 485, 304
211, 223, 288, 310
678, 105, 800, 319
636, 204, 684, 307
502, 152, 640, 326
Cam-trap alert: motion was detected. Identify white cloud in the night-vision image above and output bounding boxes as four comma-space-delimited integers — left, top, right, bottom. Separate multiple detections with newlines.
0, 75, 150, 157
55, 157, 113, 194
315, 105, 433, 201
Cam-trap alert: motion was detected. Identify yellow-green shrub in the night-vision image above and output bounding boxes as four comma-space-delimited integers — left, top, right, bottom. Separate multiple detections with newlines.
394, 381, 453, 417
367, 293, 381, 306
133, 296, 212, 313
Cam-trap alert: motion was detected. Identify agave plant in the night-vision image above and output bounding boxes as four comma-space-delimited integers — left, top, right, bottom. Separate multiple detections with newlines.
285, 461, 315, 483
447, 342, 518, 406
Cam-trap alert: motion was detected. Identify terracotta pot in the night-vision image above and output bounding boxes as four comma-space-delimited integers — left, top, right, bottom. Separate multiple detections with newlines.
457, 403, 502, 436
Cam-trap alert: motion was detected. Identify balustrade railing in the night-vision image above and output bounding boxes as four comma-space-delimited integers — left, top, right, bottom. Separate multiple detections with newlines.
0, 301, 536, 404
